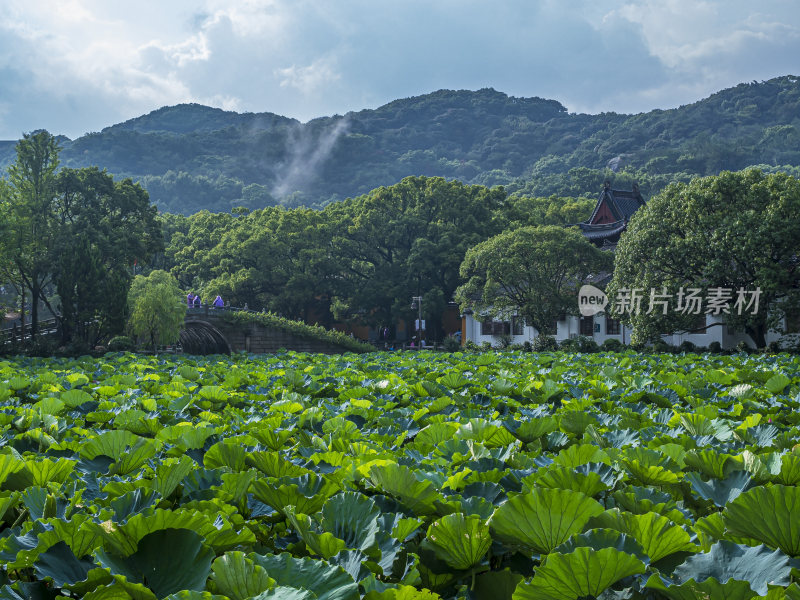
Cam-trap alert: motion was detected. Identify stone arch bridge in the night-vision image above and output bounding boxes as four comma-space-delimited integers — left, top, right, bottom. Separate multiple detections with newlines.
181, 309, 356, 355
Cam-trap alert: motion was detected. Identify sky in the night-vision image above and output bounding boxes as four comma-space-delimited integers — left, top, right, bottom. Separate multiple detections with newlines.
0, 0, 799, 140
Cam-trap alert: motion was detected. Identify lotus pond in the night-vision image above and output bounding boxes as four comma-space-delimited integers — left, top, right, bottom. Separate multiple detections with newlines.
0, 350, 799, 600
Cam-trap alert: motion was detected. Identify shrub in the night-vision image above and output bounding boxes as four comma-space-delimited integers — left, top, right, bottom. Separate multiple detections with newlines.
480, 341, 493, 352
495, 333, 513, 349
464, 340, 480, 352
601, 338, 625, 352
442, 336, 462, 353
651, 340, 674, 353
532, 335, 558, 352
107, 335, 135, 352
559, 335, 599, 353
708, 341, 722, 353
522, 341, 532, 353
678, 340, 697, 353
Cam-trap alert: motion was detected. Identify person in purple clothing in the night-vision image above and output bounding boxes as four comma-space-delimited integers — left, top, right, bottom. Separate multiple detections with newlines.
187, 292, 195, 307
213, 295, 224, 308
193, 295, 201, 308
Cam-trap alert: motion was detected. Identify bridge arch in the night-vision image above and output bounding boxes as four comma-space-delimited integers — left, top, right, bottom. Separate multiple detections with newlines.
180, 320, 232, 355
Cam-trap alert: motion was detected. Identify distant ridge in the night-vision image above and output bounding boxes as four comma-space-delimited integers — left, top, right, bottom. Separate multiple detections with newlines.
1, 76, 798, 214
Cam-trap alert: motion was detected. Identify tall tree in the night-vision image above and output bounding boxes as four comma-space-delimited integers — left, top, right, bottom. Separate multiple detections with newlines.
455, 225, 612, 334
607, 169, 800, 348
326, 176, 506, 339
0, 131, 60, 338
52, 167, 162, 345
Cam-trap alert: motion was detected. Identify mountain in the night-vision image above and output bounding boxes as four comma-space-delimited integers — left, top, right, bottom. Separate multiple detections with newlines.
1, 76, 799, 214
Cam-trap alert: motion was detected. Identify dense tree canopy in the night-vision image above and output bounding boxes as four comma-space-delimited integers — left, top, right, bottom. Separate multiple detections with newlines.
607, 169, 800, 347
455, 225, 612, 335
0, 131, 163, 347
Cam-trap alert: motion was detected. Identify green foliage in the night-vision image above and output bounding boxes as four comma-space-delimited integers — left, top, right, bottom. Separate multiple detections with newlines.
608, 169, 800, 347
127, 270, 186, 351
456, 225, 611, 335
0, 349, 800, 597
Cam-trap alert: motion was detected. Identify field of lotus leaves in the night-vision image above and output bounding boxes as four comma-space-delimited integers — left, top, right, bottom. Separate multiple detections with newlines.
1, 349, 800, 600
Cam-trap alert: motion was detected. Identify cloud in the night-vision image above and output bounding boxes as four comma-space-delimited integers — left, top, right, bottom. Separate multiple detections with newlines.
276, 58, 340, 94
0, 0, 798, 139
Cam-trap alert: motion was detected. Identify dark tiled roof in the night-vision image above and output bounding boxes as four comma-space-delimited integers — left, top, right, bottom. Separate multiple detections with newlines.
578, 220, 627, 239
586, 188, 646, 225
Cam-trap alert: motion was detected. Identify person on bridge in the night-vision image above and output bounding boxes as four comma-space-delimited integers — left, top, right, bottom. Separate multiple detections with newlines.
213, 295, 224, 309
187, 292, 195, 307
193, 295, 201, 308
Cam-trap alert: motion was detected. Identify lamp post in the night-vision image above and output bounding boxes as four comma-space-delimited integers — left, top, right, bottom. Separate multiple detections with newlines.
411, 295, 423, 349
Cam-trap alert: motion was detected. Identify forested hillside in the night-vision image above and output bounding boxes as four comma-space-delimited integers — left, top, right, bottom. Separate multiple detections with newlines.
2, 76, 799, 214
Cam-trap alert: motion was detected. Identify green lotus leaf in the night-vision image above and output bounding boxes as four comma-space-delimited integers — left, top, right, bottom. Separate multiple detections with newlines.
285, 508, 347, 559
506, 417, 558, 443
320, 492, 381, 552
32, 397, 65, 415
204, 440, 247, 471
685, 470, 753, 507
528, 464, 614, 497
164, 593, 228, 600
250, 587, 317, 600
693, 512, 762, 551
217, 470, 258, 503
437, 372, 471, 389
0, 452, 24, 488
610, 485, 688, 523
586, 509, 696, 563
248, 552, 359, 600
82, 581, 152, 600
157, 424, 217, 450
413, 423, 460, 450
765, 373, 791, 394
4, 457, 77, 489
369, 464, 442, 516
111, 438, 158, 476
776, 453, 800, 485
80, 430, 140, 461
553, 528, 649, 563
96, 529, 214, 599
153, 455, 196, 499
95, 508, 230, 556
471, 569, 524, 600
209, 551, 275, 600
363, 585, 442, 600
421, 512, 491, 570
198, 385, 228, 403
0, 490, 20, 521
33, 541, 111, 593
513, 547, 646, 600
552, 443, 610, 468
251, 473, 340, 516
723, 484, 800, 556
488, 488, 604, 553
645, 540, 793, 599
740, 450, 782, 483
558, 411, 595, 435
684, 449, 740, 479
246, 451, 312, 478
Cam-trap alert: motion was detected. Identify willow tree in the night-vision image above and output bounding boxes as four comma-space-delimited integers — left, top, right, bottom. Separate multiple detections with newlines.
127, 270, 186, 352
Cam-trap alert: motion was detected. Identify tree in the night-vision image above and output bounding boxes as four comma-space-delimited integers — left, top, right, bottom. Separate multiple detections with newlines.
127, 270, 186, 352
327, 176, 506, 340
606, 169, 800, 348
52, 168, 162, 345
0, 131, 61, 337
455, 225, 612, 334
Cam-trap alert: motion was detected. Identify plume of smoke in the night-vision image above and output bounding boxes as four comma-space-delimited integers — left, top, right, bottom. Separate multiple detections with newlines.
273, 117, 350, 199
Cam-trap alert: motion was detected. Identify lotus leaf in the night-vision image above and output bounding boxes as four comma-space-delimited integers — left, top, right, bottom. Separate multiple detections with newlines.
489, 488, 604, 553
